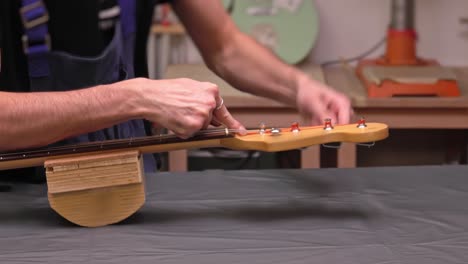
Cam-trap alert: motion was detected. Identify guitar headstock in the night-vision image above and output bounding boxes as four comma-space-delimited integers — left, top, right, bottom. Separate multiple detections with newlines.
220, 118, 389, 152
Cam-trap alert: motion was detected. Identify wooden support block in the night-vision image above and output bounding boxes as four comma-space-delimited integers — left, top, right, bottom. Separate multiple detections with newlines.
45, 150, 145, 227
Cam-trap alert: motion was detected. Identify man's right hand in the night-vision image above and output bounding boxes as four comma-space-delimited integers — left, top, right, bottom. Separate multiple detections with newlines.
126, 78, 245, 139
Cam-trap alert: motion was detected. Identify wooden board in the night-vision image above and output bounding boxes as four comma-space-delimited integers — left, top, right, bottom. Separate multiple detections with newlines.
45, 151, 145, 227
46, 151, 143, 194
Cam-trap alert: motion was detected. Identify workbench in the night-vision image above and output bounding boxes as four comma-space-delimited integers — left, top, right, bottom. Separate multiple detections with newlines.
2, 165, 468, 263
165, 64, 468, 171
327, 66, 468, 168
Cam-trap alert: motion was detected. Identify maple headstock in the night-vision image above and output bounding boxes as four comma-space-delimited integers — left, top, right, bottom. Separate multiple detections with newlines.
220, 119, 389, 152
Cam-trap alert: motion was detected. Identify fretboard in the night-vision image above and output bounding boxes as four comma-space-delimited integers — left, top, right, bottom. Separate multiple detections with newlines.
0, 128, 237, 163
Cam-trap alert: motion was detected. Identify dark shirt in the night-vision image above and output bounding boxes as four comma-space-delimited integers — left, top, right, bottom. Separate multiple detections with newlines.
0, 0, 162, 92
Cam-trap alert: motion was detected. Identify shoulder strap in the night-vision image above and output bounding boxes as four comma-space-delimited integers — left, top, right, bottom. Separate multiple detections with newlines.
117, 0, 136, 37
19, 0, 50, 78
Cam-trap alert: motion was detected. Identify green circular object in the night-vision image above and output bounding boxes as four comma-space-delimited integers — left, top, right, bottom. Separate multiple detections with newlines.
223, 0, 319, 64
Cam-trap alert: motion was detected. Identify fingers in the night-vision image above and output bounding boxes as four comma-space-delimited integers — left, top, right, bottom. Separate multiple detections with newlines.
142, 77, 247, 138
300, 101, 351, 127
337, 106, 353, 125
209, 96, 224, 127
304, 99, 333, 126
210, 118, 222, 127
334, 96, 353, 125
215, 96, 223, 111
212, 103, 246, 134
302, 92, 353, 126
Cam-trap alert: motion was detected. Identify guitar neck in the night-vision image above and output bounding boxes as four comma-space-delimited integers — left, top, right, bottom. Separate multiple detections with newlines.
0, 129, 237, 171
0, 122, 390, 171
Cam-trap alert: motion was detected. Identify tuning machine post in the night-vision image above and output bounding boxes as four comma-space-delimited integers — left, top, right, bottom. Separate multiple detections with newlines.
290, 122, 300, 133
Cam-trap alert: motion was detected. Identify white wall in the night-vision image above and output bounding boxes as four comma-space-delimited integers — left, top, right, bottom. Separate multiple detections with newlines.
415, 0, 468, 66
170, 0, 468, 67
311, 0, 468, 66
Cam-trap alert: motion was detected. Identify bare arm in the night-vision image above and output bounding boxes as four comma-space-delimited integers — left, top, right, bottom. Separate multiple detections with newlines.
172, 0, 352, 125
0, 86, 141, 151
0, 78, 243, 151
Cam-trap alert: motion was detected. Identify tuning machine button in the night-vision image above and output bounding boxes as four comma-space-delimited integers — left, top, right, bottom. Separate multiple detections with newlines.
357, 117, 367, 128
323, 118, 333, 131
290, 122, 300, 133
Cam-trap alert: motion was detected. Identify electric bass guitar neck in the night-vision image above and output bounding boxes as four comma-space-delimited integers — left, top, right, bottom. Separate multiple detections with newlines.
0, 120, 389, 171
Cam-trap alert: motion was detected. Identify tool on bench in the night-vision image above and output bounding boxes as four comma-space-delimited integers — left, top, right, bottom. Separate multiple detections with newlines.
356, 0, 460, 98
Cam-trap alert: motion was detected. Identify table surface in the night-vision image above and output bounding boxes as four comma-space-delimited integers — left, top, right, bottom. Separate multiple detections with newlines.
2, 165, 468, 263
165, 63, 468, 109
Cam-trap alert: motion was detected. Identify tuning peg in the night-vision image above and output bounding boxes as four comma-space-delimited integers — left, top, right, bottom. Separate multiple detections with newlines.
290, 122, 300, 133
323, 118, 333, 130
357, 117, 367, 128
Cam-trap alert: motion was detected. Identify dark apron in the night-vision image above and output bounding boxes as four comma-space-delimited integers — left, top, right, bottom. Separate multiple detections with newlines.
19, 0, 157, 174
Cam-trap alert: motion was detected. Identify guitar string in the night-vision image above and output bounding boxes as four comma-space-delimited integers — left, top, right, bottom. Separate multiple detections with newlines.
0, 128, 254, 159
0, 124, 338, 160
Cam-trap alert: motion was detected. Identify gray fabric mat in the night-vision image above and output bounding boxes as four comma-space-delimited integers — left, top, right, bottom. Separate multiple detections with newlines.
1, 165, 468, 263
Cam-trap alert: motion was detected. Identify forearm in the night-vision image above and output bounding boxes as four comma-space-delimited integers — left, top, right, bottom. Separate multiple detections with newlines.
206, 32, 310, 107
205, 33, 351, 125
0, 84, 142, 151
172, 0, 307, 107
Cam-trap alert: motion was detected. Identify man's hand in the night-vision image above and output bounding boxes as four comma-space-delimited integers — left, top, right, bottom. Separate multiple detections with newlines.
129, 78, 245, 139
0, 77, 245, 152
295, 76, 352, 126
